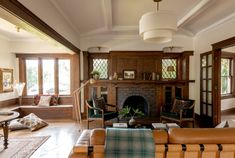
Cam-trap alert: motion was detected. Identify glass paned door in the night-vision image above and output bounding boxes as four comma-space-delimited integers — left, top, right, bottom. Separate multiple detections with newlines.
200, 52, 213, 125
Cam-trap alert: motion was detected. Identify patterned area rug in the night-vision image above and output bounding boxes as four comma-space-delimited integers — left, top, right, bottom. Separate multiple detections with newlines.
0, 136, 49, 158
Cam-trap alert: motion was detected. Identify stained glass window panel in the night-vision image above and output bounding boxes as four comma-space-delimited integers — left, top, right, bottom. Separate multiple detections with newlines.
93, 59, 108, 79
162, 59, 177, 79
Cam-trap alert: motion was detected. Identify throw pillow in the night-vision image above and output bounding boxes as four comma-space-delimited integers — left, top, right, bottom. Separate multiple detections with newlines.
38, 96, 51, 106
50, 95, 59, 106
171, 99, 192, 114
34, 95, 59, 106
18, 113, 48, 131
9, 118, 28, 131
171, 99, 182, 113
93, 97, 107, 114
33, 95, 41, 105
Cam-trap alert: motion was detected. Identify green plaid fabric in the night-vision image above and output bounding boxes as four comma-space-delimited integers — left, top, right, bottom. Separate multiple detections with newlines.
105, 128, 155, 158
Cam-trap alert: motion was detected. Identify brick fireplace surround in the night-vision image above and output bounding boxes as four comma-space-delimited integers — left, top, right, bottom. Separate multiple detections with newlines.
117, 85, 157, 117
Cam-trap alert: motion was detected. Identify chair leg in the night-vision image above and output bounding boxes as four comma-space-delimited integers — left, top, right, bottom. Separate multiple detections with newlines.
87, 120, 89, 129
102, 120, 104, 128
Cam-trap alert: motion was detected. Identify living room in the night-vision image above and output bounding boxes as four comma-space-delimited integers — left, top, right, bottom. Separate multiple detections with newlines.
1, 0, 235, 158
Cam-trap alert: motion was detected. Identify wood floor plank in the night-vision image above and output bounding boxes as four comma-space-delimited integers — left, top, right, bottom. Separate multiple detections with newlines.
0, 119, 81, 158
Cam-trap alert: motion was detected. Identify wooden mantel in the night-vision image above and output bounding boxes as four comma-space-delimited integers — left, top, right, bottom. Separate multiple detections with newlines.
91, 80, 195, 85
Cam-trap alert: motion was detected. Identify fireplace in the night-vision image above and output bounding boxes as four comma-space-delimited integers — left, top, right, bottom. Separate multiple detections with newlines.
123, 95, 148, 116
117, 86, 156, 117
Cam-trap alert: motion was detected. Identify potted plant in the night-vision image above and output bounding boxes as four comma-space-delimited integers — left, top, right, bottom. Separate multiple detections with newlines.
118, 106, 144, 125
90, 70, 100, 79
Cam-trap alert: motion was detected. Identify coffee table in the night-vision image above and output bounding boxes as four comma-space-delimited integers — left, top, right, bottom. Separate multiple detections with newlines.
0, 111, 19, 149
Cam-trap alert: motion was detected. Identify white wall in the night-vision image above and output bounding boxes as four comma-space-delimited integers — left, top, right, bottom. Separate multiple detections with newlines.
0, 37, 17, 101
194, 16, 235, 113
10, 38, 73, 54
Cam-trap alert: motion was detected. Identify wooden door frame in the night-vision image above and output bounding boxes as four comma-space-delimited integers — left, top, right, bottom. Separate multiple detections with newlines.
211, 36, 235, 125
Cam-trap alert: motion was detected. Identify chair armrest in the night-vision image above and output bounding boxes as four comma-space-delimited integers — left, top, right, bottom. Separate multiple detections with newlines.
106, 104, 116, 107
106, 104, 119, 111
88, 106, 103, 111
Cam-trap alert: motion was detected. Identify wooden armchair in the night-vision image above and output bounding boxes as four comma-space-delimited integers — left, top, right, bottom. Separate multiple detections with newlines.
160, 98, 195, 127
86, 97, 119, 129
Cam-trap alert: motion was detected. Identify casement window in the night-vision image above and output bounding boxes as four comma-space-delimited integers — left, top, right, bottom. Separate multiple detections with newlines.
162, 58, 177, 79
25, 58, 71, 95
221, 58, 232, 95
92, 59, 108, 79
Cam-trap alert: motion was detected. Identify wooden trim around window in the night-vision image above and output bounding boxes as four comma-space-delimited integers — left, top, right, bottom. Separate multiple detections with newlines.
17, 54, 74, 96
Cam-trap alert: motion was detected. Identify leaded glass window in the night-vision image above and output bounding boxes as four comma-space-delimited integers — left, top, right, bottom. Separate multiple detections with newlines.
162, 59, 177, 79
93, 59, 108, 79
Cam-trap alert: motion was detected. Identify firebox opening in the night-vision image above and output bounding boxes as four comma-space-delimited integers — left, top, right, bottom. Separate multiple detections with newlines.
122, 95, 148, 116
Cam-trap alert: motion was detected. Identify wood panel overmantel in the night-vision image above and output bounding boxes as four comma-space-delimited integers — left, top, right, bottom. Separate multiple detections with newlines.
84, 50, 194, 118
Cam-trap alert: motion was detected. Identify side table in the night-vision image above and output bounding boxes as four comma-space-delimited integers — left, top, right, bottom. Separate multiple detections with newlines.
0, 111, 19, 149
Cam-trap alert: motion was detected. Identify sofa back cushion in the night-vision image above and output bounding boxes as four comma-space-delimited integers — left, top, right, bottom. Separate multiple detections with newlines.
168, 128, 235, 144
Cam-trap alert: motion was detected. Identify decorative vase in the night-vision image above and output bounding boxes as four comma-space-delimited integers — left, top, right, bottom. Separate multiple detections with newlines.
129, 117, 136, 126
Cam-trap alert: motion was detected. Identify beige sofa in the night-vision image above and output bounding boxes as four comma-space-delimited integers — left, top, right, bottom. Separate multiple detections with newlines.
69, 128, 235, 158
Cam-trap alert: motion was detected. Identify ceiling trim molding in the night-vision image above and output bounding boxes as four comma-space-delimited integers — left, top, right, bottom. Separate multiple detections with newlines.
80, 27, 108, 37
49, 0, 80, 37
102, 0, 112, 30
0, 0, 80, 54
177, 28, 195, 37
177, 0, 215, 27
197, 11, 235, 36
112, 25, 138, 31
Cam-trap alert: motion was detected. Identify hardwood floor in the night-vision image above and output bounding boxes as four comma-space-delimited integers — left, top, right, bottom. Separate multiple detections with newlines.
0, 113, 231, 158
0, 119, 81, 158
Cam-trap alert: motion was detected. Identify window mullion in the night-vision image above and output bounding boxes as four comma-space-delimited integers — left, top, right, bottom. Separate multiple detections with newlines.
55, 59, 59, 95
38, 58, 43, 94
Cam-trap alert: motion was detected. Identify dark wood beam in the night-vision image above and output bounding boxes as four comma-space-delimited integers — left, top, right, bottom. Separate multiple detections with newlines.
0, 0, 80, 54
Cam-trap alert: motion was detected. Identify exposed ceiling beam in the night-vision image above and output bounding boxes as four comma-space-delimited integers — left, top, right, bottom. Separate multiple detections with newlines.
177, 0, 215, 27
102, 0, 112, 30
0, 0, 80, 53
197, 11, 235, 36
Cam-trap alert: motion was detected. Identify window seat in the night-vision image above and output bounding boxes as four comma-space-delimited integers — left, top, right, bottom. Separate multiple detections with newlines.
18, 105, 73, 119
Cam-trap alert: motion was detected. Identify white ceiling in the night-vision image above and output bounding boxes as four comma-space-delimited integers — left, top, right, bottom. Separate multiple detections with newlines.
48, 0, 235, 37
2, 0, 235, 51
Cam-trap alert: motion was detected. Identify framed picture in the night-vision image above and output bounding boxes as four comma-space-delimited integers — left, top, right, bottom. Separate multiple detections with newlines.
0, 68, 13, 93
123, 70, 136, 80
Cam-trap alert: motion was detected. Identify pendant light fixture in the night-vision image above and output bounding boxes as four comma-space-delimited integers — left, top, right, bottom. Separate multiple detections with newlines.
139, 0, 177, 43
